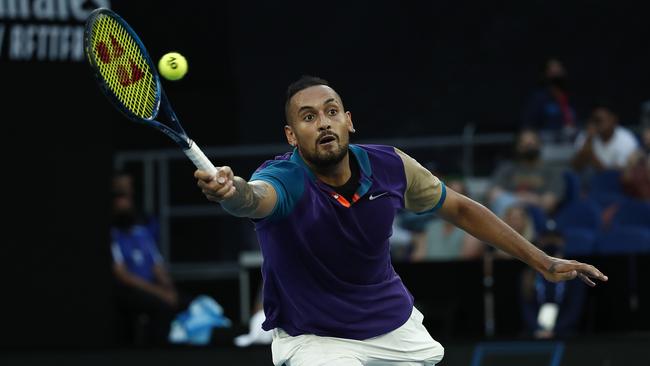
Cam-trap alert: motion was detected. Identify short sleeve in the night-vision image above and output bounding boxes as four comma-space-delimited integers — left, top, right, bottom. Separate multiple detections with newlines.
394, 148, 446, 214
137, 227, 164, 264
250, 160, 305, 220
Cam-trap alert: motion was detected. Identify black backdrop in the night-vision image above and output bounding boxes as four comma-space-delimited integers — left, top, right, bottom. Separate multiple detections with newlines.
2, 0, 649, 347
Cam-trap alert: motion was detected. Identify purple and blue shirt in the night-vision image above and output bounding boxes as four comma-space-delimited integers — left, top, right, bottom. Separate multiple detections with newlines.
250, 144, 446, 340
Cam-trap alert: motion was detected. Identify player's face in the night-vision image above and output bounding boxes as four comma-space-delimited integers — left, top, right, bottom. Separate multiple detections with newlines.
285, 85, 355, 168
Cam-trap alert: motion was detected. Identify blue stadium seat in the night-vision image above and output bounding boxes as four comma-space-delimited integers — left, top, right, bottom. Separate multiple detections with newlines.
595, 226, 650, 254
562, 228, 597, 256
611, 200, 650, 228
562, 169, 581, 204
525, 204, 548, 235
471, 342, 565, 366
589, 170, 626, 207
555, 199, 601, 232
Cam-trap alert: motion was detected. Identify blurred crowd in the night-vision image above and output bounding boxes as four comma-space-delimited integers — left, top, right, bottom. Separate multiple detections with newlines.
390, 58, 650, 338
391, 58, 650, 261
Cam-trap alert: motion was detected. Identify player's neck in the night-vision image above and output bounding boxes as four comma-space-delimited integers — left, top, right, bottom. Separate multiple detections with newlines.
311, 152, 351, 187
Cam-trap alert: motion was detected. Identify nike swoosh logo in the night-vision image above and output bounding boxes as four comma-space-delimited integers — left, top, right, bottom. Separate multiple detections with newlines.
369, 192, 388, 201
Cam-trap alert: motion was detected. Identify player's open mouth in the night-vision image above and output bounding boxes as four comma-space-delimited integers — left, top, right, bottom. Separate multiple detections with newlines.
318, 135, 337, 145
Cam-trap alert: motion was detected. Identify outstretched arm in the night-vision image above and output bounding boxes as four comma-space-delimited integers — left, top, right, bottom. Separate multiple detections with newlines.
195, 166, 277, 219
438, 188, 607, 286
395, 147, 608, 286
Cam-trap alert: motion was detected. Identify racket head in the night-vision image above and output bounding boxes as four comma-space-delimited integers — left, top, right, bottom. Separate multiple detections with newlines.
84, 8, 161, 123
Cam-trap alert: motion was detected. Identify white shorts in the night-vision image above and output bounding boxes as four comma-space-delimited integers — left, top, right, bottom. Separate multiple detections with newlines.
271, 307, 444, 366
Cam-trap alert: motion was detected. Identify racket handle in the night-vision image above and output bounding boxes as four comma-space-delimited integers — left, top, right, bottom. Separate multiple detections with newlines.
184, 142, 218, 176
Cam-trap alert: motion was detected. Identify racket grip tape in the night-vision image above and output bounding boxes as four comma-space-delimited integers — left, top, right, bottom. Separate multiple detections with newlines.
184, 142, 218, 176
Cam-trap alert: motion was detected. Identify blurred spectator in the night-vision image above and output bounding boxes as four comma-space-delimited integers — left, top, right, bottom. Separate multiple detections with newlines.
389, 216, 420, 261
111, 172, 179, 346
492, 204, 537, 259
488, 129, 565, 216
621, 103, 650, 200
389, 207, 437, 261
519, 232, 586, 339
411, 179, 483, 261
572, 105, 639, 171
504, 205, 536, 242
522, 58, 577, 140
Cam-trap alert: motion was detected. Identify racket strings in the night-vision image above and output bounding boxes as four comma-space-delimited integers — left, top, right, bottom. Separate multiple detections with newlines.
90, 14, 158, 119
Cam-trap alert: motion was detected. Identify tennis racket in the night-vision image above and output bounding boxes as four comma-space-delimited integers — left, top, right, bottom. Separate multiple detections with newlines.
84, 8, 217, 176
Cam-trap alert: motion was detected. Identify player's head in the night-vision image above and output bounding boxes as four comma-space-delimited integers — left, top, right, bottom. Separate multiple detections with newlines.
284, 76, 355, 168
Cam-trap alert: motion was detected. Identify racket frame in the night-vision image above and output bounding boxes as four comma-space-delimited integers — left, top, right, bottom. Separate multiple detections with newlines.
84, 8, 217, 175
84, 8, 190, 149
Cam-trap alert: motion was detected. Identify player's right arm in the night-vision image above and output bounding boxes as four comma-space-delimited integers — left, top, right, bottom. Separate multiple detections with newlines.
195, 166, 277, 219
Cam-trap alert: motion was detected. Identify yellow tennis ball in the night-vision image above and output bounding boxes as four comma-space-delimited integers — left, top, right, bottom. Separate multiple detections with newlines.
158, 52, 188, 81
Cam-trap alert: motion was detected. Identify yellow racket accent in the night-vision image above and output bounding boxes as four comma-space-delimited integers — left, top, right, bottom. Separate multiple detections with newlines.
89, 14, 158, 119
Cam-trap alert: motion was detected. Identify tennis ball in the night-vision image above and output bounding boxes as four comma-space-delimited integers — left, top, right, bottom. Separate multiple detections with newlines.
158, 52, 188, 81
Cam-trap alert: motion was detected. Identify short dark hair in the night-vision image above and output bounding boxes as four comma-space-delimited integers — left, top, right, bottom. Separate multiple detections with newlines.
284, 75, 330, 124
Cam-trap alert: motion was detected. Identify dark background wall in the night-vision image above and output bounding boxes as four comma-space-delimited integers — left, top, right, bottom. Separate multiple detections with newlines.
1, 0, 648, 347
107, 0, 650, 150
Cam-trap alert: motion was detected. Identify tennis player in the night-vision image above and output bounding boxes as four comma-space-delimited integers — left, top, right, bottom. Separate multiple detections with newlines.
195, 76, 607, 366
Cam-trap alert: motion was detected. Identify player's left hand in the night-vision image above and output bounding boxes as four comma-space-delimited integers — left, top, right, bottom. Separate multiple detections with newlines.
542, 257, 608, 287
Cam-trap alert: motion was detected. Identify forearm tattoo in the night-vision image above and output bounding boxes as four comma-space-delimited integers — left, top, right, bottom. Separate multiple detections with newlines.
221, 178, 268, 217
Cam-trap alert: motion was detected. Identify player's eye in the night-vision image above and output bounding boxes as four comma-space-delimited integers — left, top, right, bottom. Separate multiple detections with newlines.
304, 114, 315, 122
328, 109, 338, 116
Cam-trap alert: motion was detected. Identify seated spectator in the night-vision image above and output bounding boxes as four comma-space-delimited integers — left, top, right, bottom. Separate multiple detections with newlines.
488, 129, 565, 216
520, 232, 586, 339
572, 104, 639, 171
411, 179, 483, 261
493, 204, 537, 259
111, 172, 179, 346
390, 209, 435, 262
504, 204, 537, 242
621, 106, 650, 200
522, 58, 577, 140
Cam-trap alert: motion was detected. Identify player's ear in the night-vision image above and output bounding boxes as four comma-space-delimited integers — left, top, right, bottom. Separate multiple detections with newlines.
285, 124, 297, 147
346, 111, 355, 133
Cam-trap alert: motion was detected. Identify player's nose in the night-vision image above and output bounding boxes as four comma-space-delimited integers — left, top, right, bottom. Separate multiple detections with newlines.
316, 111, 332, 130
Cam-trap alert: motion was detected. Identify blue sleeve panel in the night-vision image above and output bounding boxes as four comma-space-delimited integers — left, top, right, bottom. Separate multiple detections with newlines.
417, 183, 447, 215
250, 160, 305, 220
